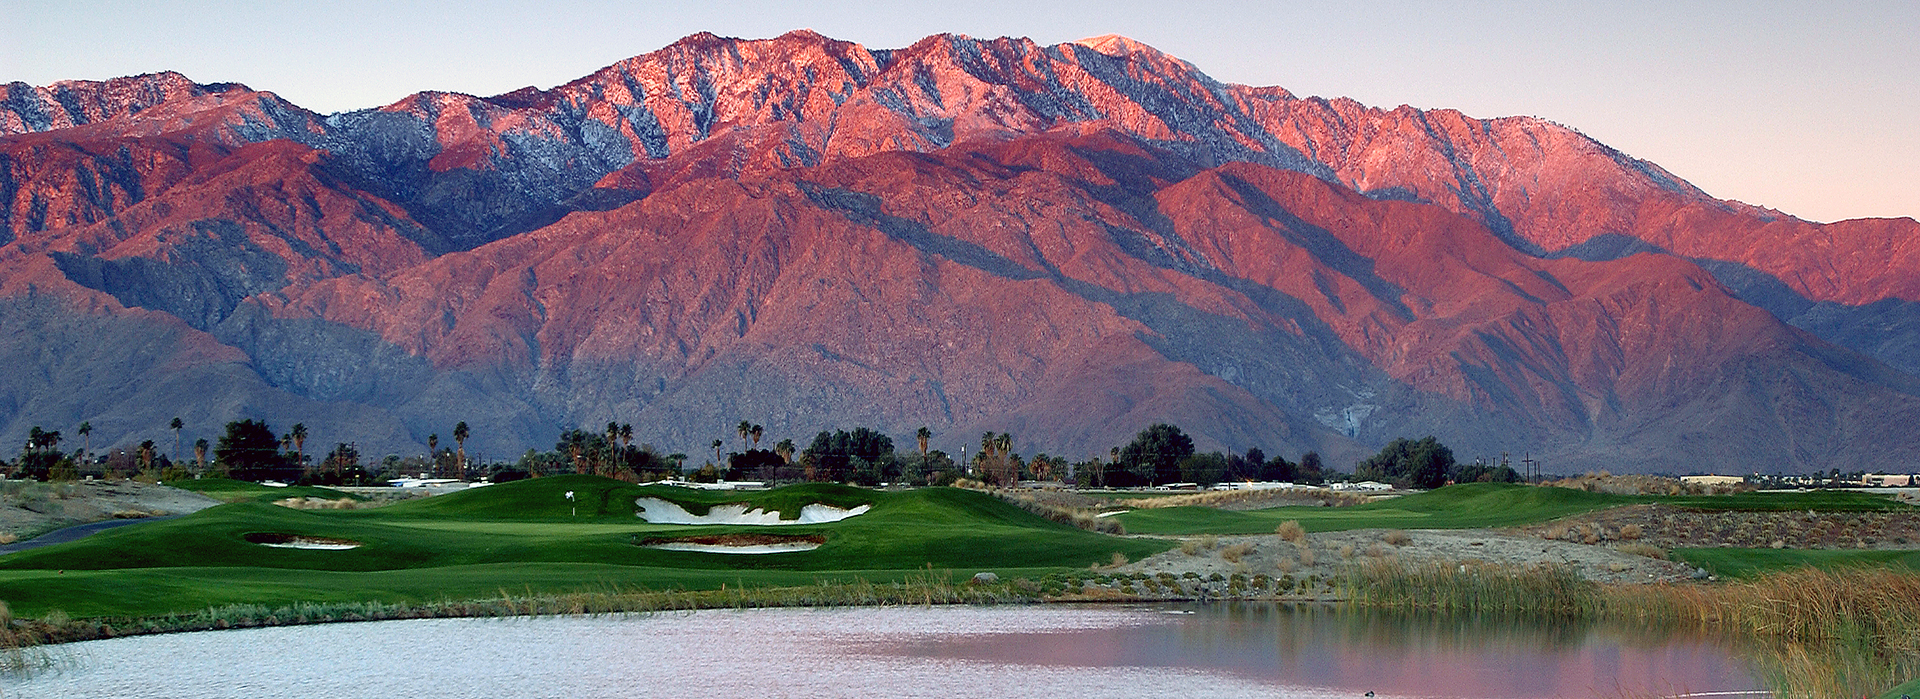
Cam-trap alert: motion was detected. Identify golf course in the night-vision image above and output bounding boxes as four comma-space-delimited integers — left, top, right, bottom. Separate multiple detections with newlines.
0, 476, 1173, 618
1, 477, 1917, 696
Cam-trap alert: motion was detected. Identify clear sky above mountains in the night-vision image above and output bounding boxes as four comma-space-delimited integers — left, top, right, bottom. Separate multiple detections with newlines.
3, 0, 1913, 224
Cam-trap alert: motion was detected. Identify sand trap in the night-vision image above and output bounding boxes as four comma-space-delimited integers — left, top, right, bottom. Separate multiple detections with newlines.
634, 498, 870, 525
637, 534, 824, 554
245, 533, 362, 550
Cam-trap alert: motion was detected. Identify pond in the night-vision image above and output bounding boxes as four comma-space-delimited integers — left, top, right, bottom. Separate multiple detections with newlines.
1, 603, 1769, 698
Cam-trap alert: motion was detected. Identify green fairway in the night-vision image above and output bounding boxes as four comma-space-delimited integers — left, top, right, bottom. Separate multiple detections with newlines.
0, 476, 1170, 618
165, 477, 364, 503
1115, 483, 1628, 534
1113, 483, 1913, 535
1672, 547, 1920, 579
0, 563, 1078, 618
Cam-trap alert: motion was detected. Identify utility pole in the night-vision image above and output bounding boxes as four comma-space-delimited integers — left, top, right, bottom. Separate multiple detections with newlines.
1521, 454, 1537, 484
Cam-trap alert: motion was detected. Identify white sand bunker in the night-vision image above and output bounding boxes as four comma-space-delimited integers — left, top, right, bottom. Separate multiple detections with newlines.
634, 498, 871, 525
244, 533, 362, 550
638, 534, 824, 555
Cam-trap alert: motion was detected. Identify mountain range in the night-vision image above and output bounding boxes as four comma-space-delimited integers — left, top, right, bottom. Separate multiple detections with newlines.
3, 30, 1916, 473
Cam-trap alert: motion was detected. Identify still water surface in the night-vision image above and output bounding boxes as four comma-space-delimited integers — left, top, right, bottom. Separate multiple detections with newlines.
2, 604, 1768, 698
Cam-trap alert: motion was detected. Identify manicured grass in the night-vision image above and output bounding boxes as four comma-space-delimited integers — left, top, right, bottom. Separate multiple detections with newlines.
1114, 482, 1913, 535
1877, 675, 1920, 699
0, 476, 1170, 618
0, 563, 1073, 619
164, 477, 362, 503
1672, 547, 1920, 579
1116, 483, 1631, 534
1660, 490, 1910, 512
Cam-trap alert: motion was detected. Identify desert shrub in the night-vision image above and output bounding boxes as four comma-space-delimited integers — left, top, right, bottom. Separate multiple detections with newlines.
1614, 543, 1666, 559
1275, 520, 1306, 543
1221, 542, 1255, 563
1199, 535, 1218, 550
1338, 544, 1356, 560
1299, 547, 1317, 567
1619, 524, 1643, 540
1276, 557, 1295, 574
1382, 530, 1411, 546
1180, 540, 1201, 555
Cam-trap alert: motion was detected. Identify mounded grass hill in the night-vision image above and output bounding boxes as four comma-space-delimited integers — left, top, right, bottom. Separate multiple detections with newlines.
165, 478, 364, 504
0, 476, 1169, 617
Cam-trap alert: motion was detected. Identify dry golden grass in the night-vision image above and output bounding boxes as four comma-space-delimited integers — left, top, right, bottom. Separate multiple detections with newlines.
1338, 544, 1356, 560
1382, 530, 1411, 546
274, 497, 363, 510
1199, 535, 1219, 550
1220, 542, 1254, 563
1127, 488, 1367, 510
1547, 471, 1753, 496
1275, 520, 1306, 543
1180, 540, 1201, 556
1606, 568, 1920, 695
1276, 557, 1296, 574
1299, 547, 1316, 567
1614, 543, 1666, 560
1618, 523, 1643, 540
0, 533, 16, 545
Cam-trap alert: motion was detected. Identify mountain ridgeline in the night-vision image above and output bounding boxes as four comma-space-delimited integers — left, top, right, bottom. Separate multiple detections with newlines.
3, 30, 1917, 473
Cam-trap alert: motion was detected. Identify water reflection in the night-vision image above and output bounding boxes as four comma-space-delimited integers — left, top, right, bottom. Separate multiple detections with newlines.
1, 604, 1768, 699
880, 604, 1767, 698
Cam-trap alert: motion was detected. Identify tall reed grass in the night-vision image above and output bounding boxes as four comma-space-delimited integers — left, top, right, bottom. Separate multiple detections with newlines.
1342, 559, 1599, 616
1344, 560, 1920, 696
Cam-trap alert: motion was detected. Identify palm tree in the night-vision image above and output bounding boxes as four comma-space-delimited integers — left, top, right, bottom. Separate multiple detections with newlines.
194, 438, 209, 473
711, 439, 724, 467
915, 427, 931, 456
427, 433, 439, 477
749, 424, 764, 450
78, 421, 93, 463
774, 438, 795, 464
170, 417, 184, 463
453, 421, 470, 478
290, 423, 308, 470
619, 423, 633, 449
605, 421, 621, 475
736, 420, 752, 454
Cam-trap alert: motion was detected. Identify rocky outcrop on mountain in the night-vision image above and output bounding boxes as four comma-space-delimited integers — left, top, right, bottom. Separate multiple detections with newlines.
1, 31, 1914, 473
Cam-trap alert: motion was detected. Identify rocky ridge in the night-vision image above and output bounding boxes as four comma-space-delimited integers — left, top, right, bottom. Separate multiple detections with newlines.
2, 32, 1915, 472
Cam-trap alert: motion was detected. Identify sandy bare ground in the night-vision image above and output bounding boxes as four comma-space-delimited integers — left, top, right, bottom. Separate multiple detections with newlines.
1114, 527, 1699, 592
0, 479, 221, 540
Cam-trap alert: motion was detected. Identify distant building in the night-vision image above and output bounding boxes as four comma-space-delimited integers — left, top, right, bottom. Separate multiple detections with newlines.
1680, 475, 1745, 487
1864, 474, 1914, 487
1331, 481, 1393, 492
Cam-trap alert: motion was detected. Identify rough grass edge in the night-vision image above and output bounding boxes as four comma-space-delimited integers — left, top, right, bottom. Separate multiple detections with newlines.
0, 571, 1045, 652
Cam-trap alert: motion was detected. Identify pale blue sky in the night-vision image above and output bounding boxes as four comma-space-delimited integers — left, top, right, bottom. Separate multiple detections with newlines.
3, 0, 1914, 223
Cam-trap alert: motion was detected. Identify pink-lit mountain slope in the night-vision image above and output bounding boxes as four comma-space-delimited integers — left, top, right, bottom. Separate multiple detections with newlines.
1, 32, 1913, 473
